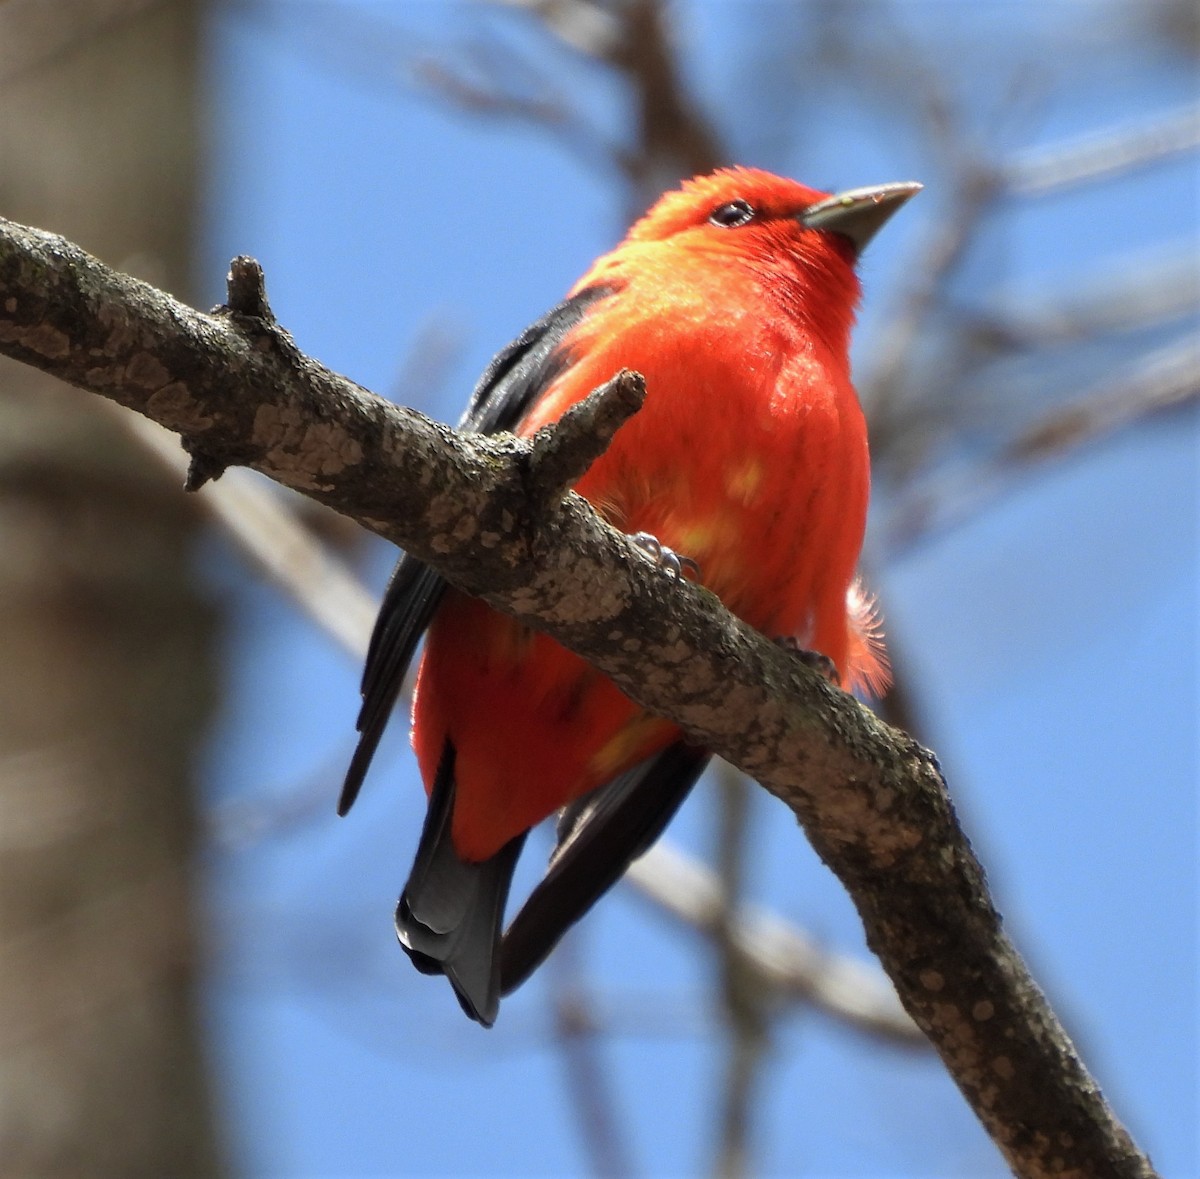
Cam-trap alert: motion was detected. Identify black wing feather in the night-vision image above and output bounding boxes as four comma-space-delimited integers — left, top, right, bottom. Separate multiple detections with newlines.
499, 742, 711, 997
337, 285, 616, 815
458, 285, 615, 433
338, 558, 445, 814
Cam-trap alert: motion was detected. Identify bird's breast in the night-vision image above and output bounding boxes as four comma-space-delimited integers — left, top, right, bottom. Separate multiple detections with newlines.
521, 305, 868, 640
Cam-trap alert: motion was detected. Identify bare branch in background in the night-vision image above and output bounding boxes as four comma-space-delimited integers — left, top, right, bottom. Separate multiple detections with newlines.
862, 162, 999, 452
1006, 336, 1200, 463
879, 336, 1200, 555
627, 844, 919, 1044
964, 254, 1199, 349
1001, 102, 1200, 195
600, 0, 726, 193
387, 315, 466, 411
799, 2, 1197, 521
413, 0, 727, 198
549, 941, 638, 1179
113, 408, 378, 657
710, 764, 772, 1179
844, 9, 1005, 443
1142, 0, 1200, 57
409, 49, 623, 177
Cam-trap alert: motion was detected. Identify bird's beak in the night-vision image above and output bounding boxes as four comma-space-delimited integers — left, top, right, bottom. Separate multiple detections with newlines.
800, 182, 923, 255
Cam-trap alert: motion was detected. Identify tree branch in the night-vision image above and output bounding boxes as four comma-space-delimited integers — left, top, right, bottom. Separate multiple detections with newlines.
0, 215, 1156, 1179
117, 397, 924, 1044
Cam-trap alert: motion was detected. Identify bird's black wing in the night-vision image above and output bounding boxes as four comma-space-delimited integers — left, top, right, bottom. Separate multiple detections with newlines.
458, 284, 615, 434
499, 742, 711, 996
337, 284, 616, 815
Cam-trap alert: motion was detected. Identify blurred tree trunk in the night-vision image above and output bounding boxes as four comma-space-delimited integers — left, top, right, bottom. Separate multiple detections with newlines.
0, 3, 225, 1175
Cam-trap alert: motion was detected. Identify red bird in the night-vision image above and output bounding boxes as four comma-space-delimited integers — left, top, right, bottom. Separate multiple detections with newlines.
341, 168, 919, 1025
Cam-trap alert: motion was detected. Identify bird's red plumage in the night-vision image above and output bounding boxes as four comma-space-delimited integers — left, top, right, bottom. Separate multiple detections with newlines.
412, 168, 889, 863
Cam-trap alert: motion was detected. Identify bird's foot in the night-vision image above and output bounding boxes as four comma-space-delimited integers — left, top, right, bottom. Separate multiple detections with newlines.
775, 637, 839, 684
629, 531, 701, 581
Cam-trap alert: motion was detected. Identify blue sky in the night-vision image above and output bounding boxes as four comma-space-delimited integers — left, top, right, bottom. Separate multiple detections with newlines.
197, 3, 1197, 1176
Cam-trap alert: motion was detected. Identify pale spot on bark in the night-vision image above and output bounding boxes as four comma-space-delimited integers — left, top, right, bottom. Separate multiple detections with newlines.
450, 515, 478, 543
253, 401, 302, 446
658, 638, 692, 664
253, 404, 363, 489
96, 300, 137, 352
426, 491, 462, 529
147, 383, 213, 431
125, 351, 169, 388
508, 588, 540, 613
0, 320, 71, 358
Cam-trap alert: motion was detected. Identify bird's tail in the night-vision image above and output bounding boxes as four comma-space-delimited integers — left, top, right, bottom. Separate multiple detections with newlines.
395, 741, 525, 1027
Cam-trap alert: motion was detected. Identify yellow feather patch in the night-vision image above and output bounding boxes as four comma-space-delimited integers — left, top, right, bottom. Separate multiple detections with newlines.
588, 714, 673, 781
727, 458, 765, 503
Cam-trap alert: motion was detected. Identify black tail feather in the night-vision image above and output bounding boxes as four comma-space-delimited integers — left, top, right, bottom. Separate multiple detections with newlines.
395, 741, 525, 1027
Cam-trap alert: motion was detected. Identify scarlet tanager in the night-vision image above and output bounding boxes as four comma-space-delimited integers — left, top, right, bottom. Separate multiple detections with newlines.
340, 167, 919, 1025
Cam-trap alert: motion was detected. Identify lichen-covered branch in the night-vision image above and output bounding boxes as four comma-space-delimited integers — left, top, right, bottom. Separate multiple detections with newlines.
119, 404, 924, 1043
0, 214, 1156, 1179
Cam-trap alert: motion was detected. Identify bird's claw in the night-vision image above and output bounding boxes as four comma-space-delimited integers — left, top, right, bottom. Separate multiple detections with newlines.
629, 531, 701, 581
775, 637, 839, 684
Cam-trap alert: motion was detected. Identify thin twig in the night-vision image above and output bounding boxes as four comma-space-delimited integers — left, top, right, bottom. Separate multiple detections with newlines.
711, 764, 772, 1179
963, 253, 1199, 349
880, 336, 1200, 554
1005, 336, 1200, 463
626, 843, 920, 1045
550, 939, 638, 1179
1003, 103, 1200, 195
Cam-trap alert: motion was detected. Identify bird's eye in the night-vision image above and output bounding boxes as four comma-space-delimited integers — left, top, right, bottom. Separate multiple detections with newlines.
708, 199, 755, 228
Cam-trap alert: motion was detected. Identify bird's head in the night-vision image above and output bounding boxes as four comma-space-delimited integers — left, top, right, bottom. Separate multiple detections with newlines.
595, 167, 920, 352
626, 166, 921, 262
570, 168, 920, 357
